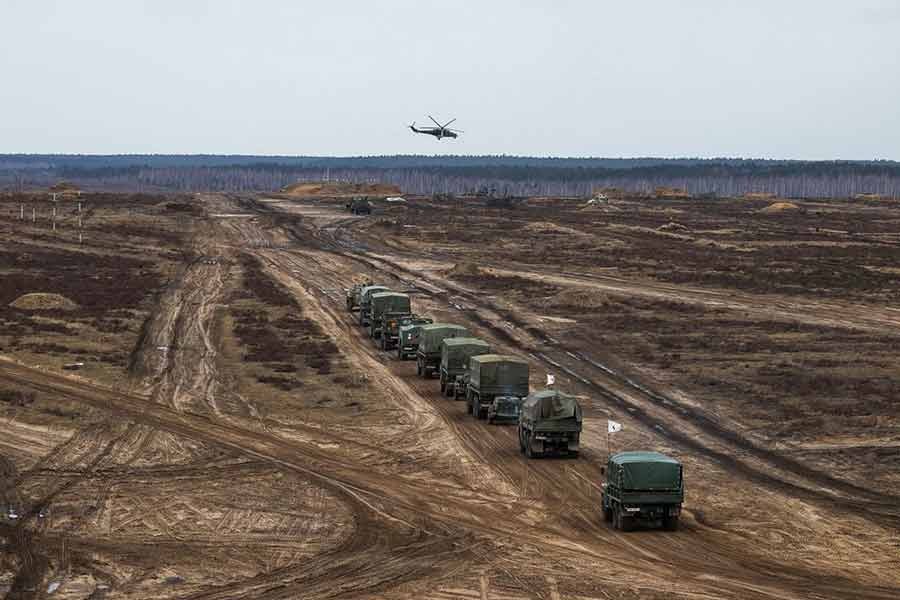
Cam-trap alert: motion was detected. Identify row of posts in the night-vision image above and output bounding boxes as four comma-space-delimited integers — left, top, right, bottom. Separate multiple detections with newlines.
16, 199, 84, 243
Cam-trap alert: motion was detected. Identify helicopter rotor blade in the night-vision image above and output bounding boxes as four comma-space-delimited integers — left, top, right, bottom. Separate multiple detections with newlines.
442, 118, 457, 129
428, 115, 443, 128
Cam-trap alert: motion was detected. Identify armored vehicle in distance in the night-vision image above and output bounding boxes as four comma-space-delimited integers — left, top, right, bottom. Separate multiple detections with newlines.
368, 292, 411, 340
518, 390, 582, 458
416, 324, 469, 378
396, 316, 434, 359
439, 337, 491, 397
601, 451, 683, 531
346, 196, 372, 215
465, 354, 529, 419
357, 285, 390, 327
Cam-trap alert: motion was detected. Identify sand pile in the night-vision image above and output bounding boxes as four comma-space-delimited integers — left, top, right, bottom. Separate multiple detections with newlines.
657, 221, 690, 232
760, 202, 801, 214
282, 181, 401, 198
447, 262, 485, 278
10, 293, 78, 311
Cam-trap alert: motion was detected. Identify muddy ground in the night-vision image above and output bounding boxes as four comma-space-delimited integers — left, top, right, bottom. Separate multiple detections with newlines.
1, 191, 898, 599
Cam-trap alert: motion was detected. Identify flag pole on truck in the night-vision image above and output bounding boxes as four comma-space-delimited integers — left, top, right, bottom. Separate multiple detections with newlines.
607, 419, 623, 462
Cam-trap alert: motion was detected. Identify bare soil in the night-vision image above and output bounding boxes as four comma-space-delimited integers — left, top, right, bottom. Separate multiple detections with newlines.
1, 191, 898, 600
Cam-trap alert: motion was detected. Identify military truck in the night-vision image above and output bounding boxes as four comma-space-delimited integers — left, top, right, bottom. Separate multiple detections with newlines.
416, 324, 469, 378
377, 308, 419, 351
368, 292, 411, 340
487, 395, 523, 425
465, 355, 529, 419
345, 280, 373, 312
518, 389, 582, 457
439, 338, 491, 397
601, 451, 683, 531
357, 285, 390, 327
396, 316, 433, 360
347, 196, 372, 215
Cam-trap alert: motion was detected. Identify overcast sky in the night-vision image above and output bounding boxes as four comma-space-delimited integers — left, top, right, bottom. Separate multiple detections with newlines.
2, 0, 898, 158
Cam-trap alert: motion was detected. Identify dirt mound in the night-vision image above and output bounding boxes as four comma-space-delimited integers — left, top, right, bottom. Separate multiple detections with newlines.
282, 181, 401, 198
544, 289, 606, 310
447, 262, 485, 278
760, 202, 801, 214
658, 221, 690, 232
10, 293, 79, 311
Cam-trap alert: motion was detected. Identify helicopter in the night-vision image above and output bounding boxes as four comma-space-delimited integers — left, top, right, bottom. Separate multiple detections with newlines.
409, 116, 463, 140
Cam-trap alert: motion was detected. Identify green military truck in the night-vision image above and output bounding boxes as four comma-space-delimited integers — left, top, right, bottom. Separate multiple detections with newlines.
345, 280, 374, 312
518, 389, 582, 457
379, 311, 422, 351
465, 354, 529, 419
357, 285, 390, 327
601, 451, 683, 531
346, 196, 372, 215
487, 396, 523, 425
368, 292, 411, 341
438, 337, 491, 397
416, 324, 469, 378
396, 316, 433, 360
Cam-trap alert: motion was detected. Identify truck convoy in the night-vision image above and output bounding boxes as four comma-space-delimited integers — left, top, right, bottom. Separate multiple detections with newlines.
417, 324, 470, 377
397, 316, 433, 359
464, 354, 529, 419
518, 389, 582, 457
601, 451, 683, 531
368, 292, 411, 341
339, 279, 680, 533
439, 337, 491, 397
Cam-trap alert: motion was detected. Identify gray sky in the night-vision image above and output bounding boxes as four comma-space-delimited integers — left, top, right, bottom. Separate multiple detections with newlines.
2, 0, 899, 158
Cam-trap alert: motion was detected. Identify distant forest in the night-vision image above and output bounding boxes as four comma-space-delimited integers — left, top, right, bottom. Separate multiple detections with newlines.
2, 154, 900, 198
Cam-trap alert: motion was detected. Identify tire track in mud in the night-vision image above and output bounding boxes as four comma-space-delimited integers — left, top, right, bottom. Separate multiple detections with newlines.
8, 357, 894, 600
279, 208, 900, 530
226, 208, 900, 599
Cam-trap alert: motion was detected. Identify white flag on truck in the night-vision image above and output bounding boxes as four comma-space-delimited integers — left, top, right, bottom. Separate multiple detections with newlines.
546, 373, 555, 386
608, 420, 623, 434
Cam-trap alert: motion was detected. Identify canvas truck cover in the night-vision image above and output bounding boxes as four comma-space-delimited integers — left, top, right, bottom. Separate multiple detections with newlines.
418, 324, 470, 354
610, 451, 682, 491
359, 285, 390, 304
468, 355, 529, 393
440, 337, 491, 371
369, 292, 410, 319
521, 389, 582, 424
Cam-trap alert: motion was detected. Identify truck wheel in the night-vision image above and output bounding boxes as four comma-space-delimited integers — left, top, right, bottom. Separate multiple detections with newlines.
518, 429, 525, 453
620, 514, 634, 532
416, 362, 422, 376
525, 433, 534, 458
439, 377, 446, 394
663, 516, 679, 531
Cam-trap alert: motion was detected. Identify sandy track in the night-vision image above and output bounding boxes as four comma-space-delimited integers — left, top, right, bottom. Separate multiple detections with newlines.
4, 195, 899, 599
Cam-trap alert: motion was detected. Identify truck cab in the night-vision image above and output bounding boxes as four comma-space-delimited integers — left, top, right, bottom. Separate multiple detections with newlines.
487, 395, 523, 425
396, 316, 433, 360
601, 451, 683, 532
357, 285, 390, 327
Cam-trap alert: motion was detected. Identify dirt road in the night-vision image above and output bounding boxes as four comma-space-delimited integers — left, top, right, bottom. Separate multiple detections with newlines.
2, 194, 898, 599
